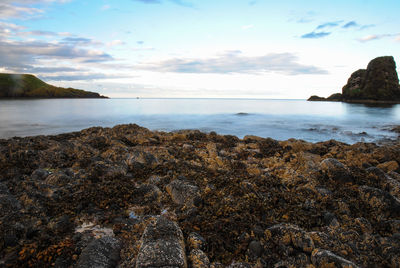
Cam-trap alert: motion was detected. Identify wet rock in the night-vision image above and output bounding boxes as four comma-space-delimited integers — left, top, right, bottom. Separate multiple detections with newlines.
48, 215, 73, 235
0, 182, 21, 219
166, 179, 201, 208
126, 150, 158, 170
354, 217, 372, 234
227, 262, 252, 268
311, 249, 359, 268
31, 168, 51, 180
358, 185, 400, 216
76, 236, 121, 268
133, 184, 162, 204
377, 160, 399, 173
248, 240, 263, 258
187, 232, 207, 250
267, 223, 315, 253
320, 158, 351, 182
189, 249, 210, 268
44, 172, 72, 186
136, 216, 186, 268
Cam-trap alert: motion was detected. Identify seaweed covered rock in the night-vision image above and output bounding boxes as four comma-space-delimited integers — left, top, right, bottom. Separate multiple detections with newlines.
76, 236, 121, 268
136, 216, 186, 268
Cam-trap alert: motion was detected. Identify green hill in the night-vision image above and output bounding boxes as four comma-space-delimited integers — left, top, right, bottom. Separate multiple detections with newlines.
0, 73, 107, 98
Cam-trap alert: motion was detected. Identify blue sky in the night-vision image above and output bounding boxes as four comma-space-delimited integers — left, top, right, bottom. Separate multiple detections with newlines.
0, 0, 399, 98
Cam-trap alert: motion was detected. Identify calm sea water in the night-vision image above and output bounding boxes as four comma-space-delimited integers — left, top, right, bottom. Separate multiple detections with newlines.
0, 98, 399, 144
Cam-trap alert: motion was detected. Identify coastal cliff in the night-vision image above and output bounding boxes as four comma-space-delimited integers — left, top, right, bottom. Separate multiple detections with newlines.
0, 73, 107, 98
308, 56, 400, 103
1, 124, 400, 267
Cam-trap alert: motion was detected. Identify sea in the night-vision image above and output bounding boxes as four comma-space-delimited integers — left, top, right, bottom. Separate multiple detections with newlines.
1, 98, 400, 144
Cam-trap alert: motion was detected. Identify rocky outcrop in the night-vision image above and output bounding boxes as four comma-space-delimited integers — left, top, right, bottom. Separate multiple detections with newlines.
76, 236, 121, 268
309, 56, 400, 103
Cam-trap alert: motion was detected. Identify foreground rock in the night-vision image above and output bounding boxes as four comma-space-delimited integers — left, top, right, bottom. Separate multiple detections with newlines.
308, 56, 400, 103
136, 216, 186, 268
0, 123, 400, 267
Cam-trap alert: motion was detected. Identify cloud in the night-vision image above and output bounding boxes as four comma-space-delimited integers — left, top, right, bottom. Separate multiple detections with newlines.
131, 0, 193, 7
107, 40, 126, 47
39, 73, 131, 81
357, 34, 394, 42
134, 51, 328, 75
316, 21, 342, 30
241, 24, 254, 30
301, 31, 331, 39
0, 39, 113, 71
0, 0, 70, 19
342, 21, 358, 28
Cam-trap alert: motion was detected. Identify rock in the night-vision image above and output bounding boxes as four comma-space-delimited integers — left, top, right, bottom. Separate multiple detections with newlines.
342, 56, 400, 101
311, 249, 359, 268
377, 160, 399, 173
166, 179, 201, 208
342, 69, 368, 99
133, 184, 162, 204
44, 172, 72, 186
0, 182, 21, 219
320, 158, 351, 182
136, 216, 186, 268
227, 263, 252, 268
187, 232, 207, 250
126, 150, 158, 170
267, 223, 315, 253
358, 186, 400, 216
248, 240, 263, 258
76, 236, 121, 268
354, 217, 372, 234
308, 95, 327, 101
31, 168, 51, 180
189, 249, 210, 268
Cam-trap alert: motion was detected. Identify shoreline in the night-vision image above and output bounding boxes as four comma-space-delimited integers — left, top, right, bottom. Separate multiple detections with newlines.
1, 123, 400, 267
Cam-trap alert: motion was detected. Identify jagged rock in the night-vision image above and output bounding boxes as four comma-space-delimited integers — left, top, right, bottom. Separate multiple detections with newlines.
311, 249, 359, 267
76, 236, 121, 268
31, 168, 51, 180
342, 69, 367, 99
320, 158, 351, 182
126, 150, 158, 170
358, 186, 400, 216
133, 184, 162, 204
166, 179, 201, 208
187, 232, 207, 250
267, 223, 315, 253
136, 216, 186, 268
248, 240, 263, 258
189, 249, 210, 268
342, 56, 400, 101
0, 182, 21, 219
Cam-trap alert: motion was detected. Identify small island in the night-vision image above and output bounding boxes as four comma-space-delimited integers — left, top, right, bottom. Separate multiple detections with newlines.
308, 56, 400, 104
0, 73, 107, 99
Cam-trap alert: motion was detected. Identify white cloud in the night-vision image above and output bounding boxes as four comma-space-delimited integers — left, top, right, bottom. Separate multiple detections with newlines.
357, 34, 393, 42
241, 24, 254, 30
133, 51, 328, 75
107, 40, 126, 47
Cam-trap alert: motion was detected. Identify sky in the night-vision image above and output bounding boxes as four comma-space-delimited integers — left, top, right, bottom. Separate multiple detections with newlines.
0, 0, 399, 98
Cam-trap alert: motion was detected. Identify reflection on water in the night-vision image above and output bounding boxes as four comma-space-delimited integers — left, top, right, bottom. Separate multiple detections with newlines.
0, 98, 399, 144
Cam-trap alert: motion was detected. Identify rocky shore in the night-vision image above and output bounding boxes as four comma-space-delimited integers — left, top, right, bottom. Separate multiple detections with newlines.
1, 124, 400, 267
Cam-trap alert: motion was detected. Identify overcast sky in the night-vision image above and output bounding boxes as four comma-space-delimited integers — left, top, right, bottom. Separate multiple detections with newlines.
0, 0, 399, 98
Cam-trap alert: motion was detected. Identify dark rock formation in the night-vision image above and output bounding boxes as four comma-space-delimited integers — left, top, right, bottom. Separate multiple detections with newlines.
76, 236, 121, 268
0, 73, 107, 98
309, 56, 400, 103
136, 216, 187, 268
